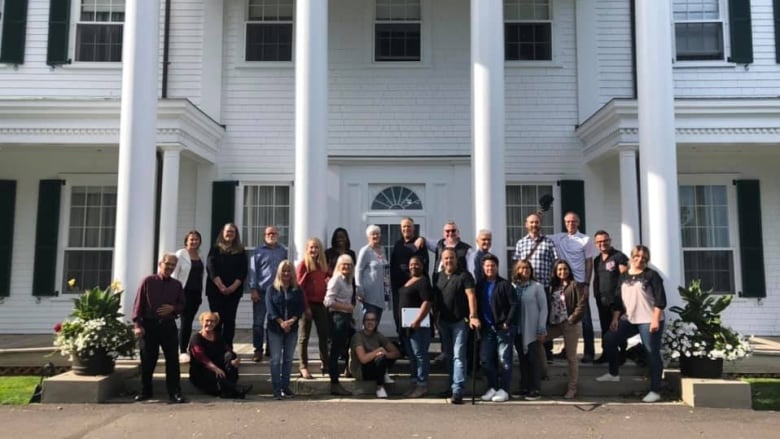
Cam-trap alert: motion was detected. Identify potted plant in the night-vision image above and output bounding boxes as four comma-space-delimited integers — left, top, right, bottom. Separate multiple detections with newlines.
662, 279, 752, 378
53, 280, 136, 376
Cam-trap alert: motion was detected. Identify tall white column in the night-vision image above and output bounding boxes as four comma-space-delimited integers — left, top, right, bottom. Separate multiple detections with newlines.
471, 0, 507, 257
636, 0, 682, 307
293, 0, 328, 261
618, 149, 640, 254
158, 147, 181, 257
114, 0, 160, 314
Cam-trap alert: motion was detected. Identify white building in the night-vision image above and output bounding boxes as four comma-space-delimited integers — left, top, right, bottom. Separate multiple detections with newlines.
0, 0, 778, 335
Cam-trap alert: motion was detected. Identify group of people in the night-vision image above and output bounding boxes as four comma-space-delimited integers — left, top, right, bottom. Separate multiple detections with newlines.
130, 212, 667, 404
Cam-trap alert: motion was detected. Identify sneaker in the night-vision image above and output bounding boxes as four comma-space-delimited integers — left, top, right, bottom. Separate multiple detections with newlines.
524, 391, 541, 401
491, 389, 509, 402
580, 354, 594, 364
409, 385, 428, 398
641, 391, 661, 403
330, 383, 351, 396
450, 393, 464, 405
281, 388, 295, 398
593, 355, 607, 364
178, 353, 190, 364
376, 386, 388, 398
481, 388, 497, 401
383, 373, 395, 384
514, 389, 529, 398
595, 373, 620, 382
273, 391, 283, 400
552, 350, 567, 360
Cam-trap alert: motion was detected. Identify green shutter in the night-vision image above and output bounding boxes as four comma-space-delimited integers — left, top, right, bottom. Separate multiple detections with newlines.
559, 180, 586, 233
735, 180, 765, 298
729, 0, 753, 64
0, 181, 16, 297
46, 0, 71, 66
211, 181, 237, 245
0, 0, 28, 64
774, 0, 780, 63
32, 180, 63, 296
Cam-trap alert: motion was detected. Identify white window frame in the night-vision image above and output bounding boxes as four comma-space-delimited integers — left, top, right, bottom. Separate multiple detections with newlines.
505, 182, 559, 274
678, 174, 741, 295
244, 0, 295, 64
55, 175, 117, 297
504, 0, 555, 64
238, 182, 293, 252
368, 0, 431, 66
71, 0, 125, 64
671, 0, 731, 64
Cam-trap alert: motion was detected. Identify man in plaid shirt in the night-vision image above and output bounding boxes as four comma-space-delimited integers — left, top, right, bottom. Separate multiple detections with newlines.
513, 213, 558, 288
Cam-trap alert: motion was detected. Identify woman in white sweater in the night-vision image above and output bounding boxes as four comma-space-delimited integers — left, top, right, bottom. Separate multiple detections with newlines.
172, 230, 207, 362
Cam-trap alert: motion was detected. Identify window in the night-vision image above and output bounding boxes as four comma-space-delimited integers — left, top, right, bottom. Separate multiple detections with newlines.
505, 184, 554, 267
242, 185, 291, 249
371, 186, 422, 210
246, 0, 293, 62
375, 0, 421, 62
679, 184, 735, 294
75, 0, 124, 62
504, 0, 552, 61
673, 0, 725, 61
63, 186, 116, 293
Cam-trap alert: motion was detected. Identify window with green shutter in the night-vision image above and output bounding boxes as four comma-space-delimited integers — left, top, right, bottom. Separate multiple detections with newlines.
47, 0, 71, 66
728, 0, 753, 64
735, 180, 765, 298
774, 0, 780, 63
32, 180, 64, 296
0, 0, 28, 64
0, 180, 16, 297
212, 181, 238, 245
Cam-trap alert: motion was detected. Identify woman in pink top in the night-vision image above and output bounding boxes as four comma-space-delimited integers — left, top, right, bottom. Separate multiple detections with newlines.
296, 237, 330, 379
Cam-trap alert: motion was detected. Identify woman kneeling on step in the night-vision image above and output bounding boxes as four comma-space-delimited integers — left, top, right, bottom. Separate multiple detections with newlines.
350, 311, 401, 398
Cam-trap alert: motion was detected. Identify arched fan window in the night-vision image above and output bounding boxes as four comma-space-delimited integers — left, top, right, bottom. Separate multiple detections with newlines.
371, 186, 422, 210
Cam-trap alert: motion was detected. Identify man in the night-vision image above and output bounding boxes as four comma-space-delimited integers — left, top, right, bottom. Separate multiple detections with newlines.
248, 226, 288, 362
434, 248, 479, 404
350, 312, 401, 398
513, 213, 558, 365
390, 217, 429, 335
132, 253, 186, 403
592, 230, 628, 364
428, 221, 471, 286
466, 229, 492, 286
476, 253, 515, 403
547, 212, 596, 362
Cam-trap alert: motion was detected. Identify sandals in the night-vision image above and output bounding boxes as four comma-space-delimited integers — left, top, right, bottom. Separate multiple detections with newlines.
299, 368, 313, 380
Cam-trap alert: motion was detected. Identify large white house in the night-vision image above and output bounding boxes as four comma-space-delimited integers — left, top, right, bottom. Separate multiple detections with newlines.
0, 0, 778, 335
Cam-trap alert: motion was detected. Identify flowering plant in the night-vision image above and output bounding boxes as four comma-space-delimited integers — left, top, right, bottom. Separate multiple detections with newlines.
53, 280, 136, 359
662, 280, 751, 361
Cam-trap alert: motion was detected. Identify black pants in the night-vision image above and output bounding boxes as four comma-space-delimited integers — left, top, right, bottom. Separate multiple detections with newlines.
179, 290, 202, 353
515, 339, 542, 393
361, 357, 394, 385
140, 319, 181, 396
208, 293, 241, 348
328, 312, 352, 383
595, 297, 626, 355
189, 351, 241, 398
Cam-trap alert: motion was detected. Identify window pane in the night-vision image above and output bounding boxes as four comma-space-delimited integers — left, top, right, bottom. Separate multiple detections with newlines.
505, 23, 552, 61
683, 250, 734, 294
505, 184, 554, 247
76, 24, 123, 62
673, 0, 719, 21
246, 23, 293, 61
243, 185, 291, 248
675, 22, 723, 61
377, 0, 420, 20
505, 0, 550, 20
63, 250, 113, 293
375, 23, 421, 61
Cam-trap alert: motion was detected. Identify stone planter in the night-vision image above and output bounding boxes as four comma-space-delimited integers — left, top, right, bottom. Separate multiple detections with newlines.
679, 356, 723, 379
71, 351, 116, 376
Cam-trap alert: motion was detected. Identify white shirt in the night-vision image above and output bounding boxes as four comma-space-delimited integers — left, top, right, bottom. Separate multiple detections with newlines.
549, 231, 595, 283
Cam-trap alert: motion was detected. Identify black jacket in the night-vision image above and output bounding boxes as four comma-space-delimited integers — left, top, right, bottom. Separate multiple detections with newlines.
475, 276, 516, 328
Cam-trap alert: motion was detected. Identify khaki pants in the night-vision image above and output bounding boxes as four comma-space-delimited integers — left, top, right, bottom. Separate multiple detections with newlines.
544, 321, 582, 393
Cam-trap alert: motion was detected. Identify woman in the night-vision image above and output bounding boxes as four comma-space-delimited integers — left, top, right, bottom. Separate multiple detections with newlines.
324, 254, 356, 396
356, 224, 390, 322
596, 245, 666, 403
397, 255, 432, 398
206, 223, 248, 349
325, 227, 357, 273
188, 311, 252, 399
172, 230, 206, 363
546, 259, 588, 399
512, 260, 547, 401
351, 312, 401, 398
296, 237, 330, 379
266, 260, 305, 400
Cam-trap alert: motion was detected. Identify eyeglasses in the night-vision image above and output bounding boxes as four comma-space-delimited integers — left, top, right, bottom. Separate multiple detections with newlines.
265, 232, 278, 236
444, 229, 457, 234
364, 318, 377, 322
595, 239, 610, 244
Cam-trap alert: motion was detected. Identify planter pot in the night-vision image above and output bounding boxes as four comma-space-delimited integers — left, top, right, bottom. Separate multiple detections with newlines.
679, 356, 723, 379
71, 351, 116, 376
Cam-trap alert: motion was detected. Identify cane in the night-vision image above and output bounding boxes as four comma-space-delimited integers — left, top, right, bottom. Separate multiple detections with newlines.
471, 327, 481, 405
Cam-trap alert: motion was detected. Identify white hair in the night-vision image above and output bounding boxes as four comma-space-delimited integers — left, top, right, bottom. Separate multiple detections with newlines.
366, 224, 381, 237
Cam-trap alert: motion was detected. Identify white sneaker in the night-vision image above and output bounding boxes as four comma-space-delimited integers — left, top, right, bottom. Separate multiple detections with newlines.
491, 389, 509, 402
383, 373, 395, 384
481, 388, 497, 401
641, 391, 661, 403
595, 373, 620, 382
178, 353, 190, 364
376, 386, 388, 398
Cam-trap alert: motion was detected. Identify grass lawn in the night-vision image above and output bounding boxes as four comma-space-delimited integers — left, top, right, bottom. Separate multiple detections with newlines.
0, 376, 39, 405
743, 378, 780, 411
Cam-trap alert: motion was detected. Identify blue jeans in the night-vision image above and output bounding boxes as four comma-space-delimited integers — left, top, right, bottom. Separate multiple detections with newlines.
401, 327, 431, 385
480, 326, 514, 392
438, 319, 467, 395
268, 328, 298, 394
605, 318, 665, 392
252, 297, 266, 352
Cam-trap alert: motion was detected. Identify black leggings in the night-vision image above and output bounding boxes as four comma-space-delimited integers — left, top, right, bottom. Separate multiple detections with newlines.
179, 290, 202, 353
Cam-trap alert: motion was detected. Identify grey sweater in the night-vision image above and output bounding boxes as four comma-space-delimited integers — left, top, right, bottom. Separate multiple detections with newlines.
356, 244, 388, 308
513, 280, 548, 354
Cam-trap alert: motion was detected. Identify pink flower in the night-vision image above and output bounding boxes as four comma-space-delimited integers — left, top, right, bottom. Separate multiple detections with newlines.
54, 322, 62, 333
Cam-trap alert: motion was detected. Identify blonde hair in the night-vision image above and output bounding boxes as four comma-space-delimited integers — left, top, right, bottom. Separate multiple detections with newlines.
215, 222, 245, 254
273, 260, 298, 291
198, 311, 220, 326
335, 254, 355, 284
304, 237, 327, 272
